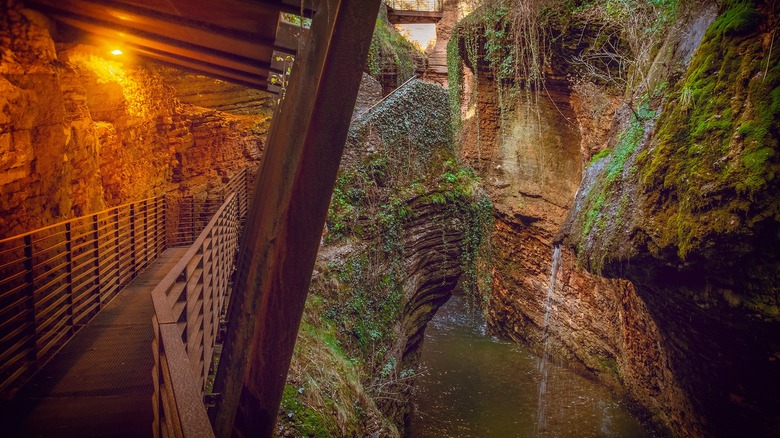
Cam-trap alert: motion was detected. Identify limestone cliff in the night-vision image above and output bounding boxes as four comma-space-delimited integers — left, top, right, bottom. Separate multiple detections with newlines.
0, 1, 271, 238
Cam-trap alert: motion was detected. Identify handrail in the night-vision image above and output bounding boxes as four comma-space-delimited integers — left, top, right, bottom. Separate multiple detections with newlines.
1, 165, 250, 435
166, 168, 253, 248
151, 192, 240, 438
362, 74, 418, 116
0, 195, 161, 245
0, 166, 251, 401
0, 196, 166, 396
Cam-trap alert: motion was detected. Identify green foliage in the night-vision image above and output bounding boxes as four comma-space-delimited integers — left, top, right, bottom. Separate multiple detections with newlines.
367, 14, 421, 85
606, 102, 654, 181
582, 192, 606, 237
330, 81, 453, 242
447, 36, 465, 138
579, 95, 657, 252
325, 79, 493, 361
589, 148, 612, 165
446, 0, 554, 140
326, 253, 404, 360
708, 2, 761, 37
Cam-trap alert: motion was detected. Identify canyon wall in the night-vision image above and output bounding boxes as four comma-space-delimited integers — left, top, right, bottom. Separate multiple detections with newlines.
559, 1, 780, 436
278, 79, 491, 436
456, 66, 694, 435
444, 1, 774, 435
0, 1, 271, 238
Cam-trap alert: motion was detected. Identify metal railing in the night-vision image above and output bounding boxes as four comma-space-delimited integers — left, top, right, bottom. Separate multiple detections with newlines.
0, 196, 166, 396
166, 168, 253, 248
0, 167, 252, 404
386, 0, 443, 12
151, 192, 240, 438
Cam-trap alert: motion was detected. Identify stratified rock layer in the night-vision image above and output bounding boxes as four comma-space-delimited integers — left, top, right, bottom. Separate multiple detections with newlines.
450, 3, 714, 435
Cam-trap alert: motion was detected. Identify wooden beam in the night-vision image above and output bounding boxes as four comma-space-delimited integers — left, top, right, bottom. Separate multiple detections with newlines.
31, 0, 295, 54
128, 42, 280, 80
133, 54, 269, 90
211, 0, 382, 436
387, 10, 443, 24
241, 0, 317, 16
30, 4, 275, 71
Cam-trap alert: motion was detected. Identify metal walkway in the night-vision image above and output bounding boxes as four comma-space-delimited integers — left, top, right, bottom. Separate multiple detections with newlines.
3, 247, 187, 438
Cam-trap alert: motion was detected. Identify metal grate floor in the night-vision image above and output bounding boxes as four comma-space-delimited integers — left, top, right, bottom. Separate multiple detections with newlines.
2, 248, 188, 438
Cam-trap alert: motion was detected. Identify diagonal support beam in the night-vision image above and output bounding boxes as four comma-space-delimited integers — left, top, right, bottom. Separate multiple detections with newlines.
211, 0, 382, 436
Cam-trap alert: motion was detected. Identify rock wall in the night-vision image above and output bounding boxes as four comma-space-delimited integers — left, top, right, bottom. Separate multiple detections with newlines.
560, 1, 780, 436
0, 1, 271, 239
449, 3, 714, 435
424, 0, 460, 85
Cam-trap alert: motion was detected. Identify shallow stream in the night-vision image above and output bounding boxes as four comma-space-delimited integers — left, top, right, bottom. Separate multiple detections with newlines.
408, 294, 650, 437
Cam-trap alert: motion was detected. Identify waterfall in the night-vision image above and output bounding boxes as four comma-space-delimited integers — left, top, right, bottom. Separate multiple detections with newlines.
536, 245, 562, 434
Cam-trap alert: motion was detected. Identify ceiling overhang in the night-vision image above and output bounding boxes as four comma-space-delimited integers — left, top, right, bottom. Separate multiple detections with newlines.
28, 0, 316, 92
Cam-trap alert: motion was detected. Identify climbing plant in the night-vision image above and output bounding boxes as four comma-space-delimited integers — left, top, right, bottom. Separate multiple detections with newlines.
323, 81, 494, 367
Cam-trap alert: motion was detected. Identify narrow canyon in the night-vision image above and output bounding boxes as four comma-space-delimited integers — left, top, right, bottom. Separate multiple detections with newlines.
1, 0, 778, 437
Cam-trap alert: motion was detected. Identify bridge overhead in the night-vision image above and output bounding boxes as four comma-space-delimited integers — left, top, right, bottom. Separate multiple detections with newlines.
387, 0, 444, 24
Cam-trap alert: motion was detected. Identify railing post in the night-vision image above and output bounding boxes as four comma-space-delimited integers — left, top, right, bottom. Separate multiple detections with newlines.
155, 197, 161, 256
143, 199, 149, 267
190, 196, 195, 245
161, 197, 166, 254
23, 234, 36, 369
113, 207, 120, 296
159, 197, 164, 255
130, 203, 136, 279
93, 213, 100, 318
65, 222, 74, 331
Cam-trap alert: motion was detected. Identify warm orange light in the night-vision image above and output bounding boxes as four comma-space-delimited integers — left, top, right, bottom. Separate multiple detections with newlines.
110, 49, 123, 56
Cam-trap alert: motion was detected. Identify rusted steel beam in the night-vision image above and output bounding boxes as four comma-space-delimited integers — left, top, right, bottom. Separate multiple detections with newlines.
211, 0, 382, 436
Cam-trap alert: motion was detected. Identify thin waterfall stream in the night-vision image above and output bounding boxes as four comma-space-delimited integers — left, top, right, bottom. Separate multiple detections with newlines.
536, 245, 563, 433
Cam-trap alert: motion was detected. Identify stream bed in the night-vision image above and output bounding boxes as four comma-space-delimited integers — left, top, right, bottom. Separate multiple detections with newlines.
408, 293, 650, 437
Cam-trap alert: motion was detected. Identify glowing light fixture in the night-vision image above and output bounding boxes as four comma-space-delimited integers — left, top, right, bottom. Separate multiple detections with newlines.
110, 49, 123, 56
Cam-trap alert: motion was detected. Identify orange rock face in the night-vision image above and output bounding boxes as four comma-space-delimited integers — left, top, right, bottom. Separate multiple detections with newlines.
0, 2, 270, 238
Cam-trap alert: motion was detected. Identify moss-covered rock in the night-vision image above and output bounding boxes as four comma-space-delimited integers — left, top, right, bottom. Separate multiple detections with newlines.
559, 1, 780, 435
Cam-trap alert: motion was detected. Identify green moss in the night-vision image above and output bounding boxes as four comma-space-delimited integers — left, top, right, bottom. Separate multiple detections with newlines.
708, 2, 761, 37
281, 384, 334, 437
589, 148, 612, 165
739, 146, 776, 192
582, 192, 606, 237
447, 35, 464, 138
596, 355, 620, 378
578, 95, 656, 251
637, 0, 778, 258
367, 13, 421, 85
606, 113, 646, 182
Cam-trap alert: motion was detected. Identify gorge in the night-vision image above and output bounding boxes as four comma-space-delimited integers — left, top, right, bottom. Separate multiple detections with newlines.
1, 0, 778, 437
